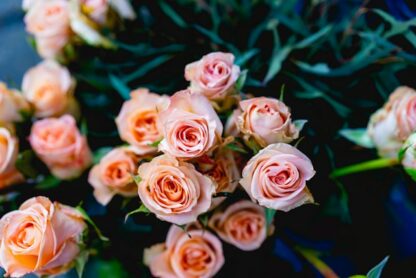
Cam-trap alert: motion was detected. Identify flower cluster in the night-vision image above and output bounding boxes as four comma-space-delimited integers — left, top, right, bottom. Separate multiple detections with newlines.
0, 51, 316, 277
23, 0, 136, 60
85, 52, 315, 277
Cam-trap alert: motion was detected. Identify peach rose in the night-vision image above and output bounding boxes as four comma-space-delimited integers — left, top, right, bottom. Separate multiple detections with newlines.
80, 0, 109, 25
88, 147, 139, 205
195, 150, 240, 209
159, 90, 223, 159
237, 97, 303, 147
185, 52, 240, 100
137, 154, 215, 225
22, 60, 78, 118
368, 86, 416, 158
144, 225, 224, 278
209, 200, 267, 251
24, 0, 71, 59
0, 196, 86, 277
29, 115, 92, 180
0, 128, 24, 189
116, 89, 169, 155
0, 83, 30, 123
240, 143, 315, 211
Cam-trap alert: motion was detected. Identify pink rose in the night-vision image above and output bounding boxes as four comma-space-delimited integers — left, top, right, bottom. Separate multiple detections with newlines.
22, 60, 78, 118
24, 0, 71, 59
0, 128, 24, 189
137, 154, 215, 225
29, 115, 92, 180
240, 143, 315, 211
159, 90, 223, 159
144, 225, 224, 278
368, 86, 416, 158
237, 97, 303, 147
0, 83, 30, 123
401, 133, 416, 178
185, 52, 240, 100
224, 109, 242, 138
0, 196, 86, 277
195, 150, 240, 209
116, 88, 169, 155
209, 200, 268, 251
88, 147, 139, 205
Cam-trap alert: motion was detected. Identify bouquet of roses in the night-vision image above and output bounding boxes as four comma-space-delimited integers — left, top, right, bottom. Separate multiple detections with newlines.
0, 48, 317, 277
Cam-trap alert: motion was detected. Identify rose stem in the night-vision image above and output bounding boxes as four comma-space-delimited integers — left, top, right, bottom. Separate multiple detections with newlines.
330, 157, 400, 179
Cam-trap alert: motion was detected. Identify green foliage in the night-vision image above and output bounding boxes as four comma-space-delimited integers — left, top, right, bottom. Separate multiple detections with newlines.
340, 128, 375, 148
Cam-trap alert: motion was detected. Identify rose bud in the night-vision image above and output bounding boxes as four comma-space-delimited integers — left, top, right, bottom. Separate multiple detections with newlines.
116, 88, 169, 155
209, 200, 268, 251
144, 225, 224, 278
195, 150, 240, 209
237, 97, 304, 148
80, 0, 109, 25
0, 83, 30, 123
0, 196, 86, 277
240, 143, 315, 211
29, 115, 92, 180
0, 127, 24, 189
24, 0, 71, 59
22, 60, 79, 118
185, 52, 240, 101
88, 147, 139, 205
137, 154, 215, 225
159, 90, 223, 159
368, 86, 416, 158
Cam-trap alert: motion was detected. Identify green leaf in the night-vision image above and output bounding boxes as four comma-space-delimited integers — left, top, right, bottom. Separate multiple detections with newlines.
198, 213, 209, 228
109, 74, 130, 100
263, 38, 294, 84
367, 256, 389, 278
15, 150, 38, 179
213, 192, 232, 198
235, 49, 259, 66
235, 69, 248, 92
123, 55, 173, 83
76, 206, 109, 241
339, 128, 374, 148
279, 84, 285, 101
265, 208, 276, 228
159, 1, 187, 28
132, 174, 142, 184
293, 119, 308, 133
75, 249, 89, 278
125, 204, 151, 221
294, 25, 332, 49
148, 140, 162, 147
405, 168, 416, 182
93, 147, 113, 164
96, 260, 129, 278
225, 143, 248, 154
35, 175, 61, 190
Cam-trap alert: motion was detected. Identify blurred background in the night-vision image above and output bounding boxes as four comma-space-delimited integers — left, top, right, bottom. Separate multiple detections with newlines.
2, 0, 416, 277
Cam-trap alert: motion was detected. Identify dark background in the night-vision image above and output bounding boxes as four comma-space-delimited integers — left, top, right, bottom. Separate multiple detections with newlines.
1, 0, 416, 277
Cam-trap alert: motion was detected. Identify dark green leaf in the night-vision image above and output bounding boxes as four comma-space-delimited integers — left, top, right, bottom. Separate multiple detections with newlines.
93, 147, 113, 164
367, 256, 389, 278
109, 74, 130, 100
159, 1, 187, 28
125, 204, 151, 222
265, 208, 276, 228
75, 250, 89, 278
123, 55, 173, 82
35, 175, 61, 190
226, 143, 248, 154
15, 150, 38, 179
339, 128, 374, 148
76, 206, 109, 241
235, 69, 248, 92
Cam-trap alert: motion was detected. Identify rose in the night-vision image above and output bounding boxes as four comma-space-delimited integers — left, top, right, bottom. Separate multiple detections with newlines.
0, 196, 86, 277
0, 128, 24, 189
0, 83, 30, 123
185, 52, 240, 100
237, 97, 303, 147
116, 88, 169, 155
224, 109, 241, 138
22, 60, 78, 118
209, 200, 268, 251
144, 225, 224, 278
137, 154, 215, 225
24, 0, 71, 59
400, 133, 416, 179
88, 147, 139, 205
80, 0, 109, 25
240, 143, 315, 211
159, 90, 223, 159
368, 86, 416, 158
195, 150, 240, 209
29, 115, 92, 180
